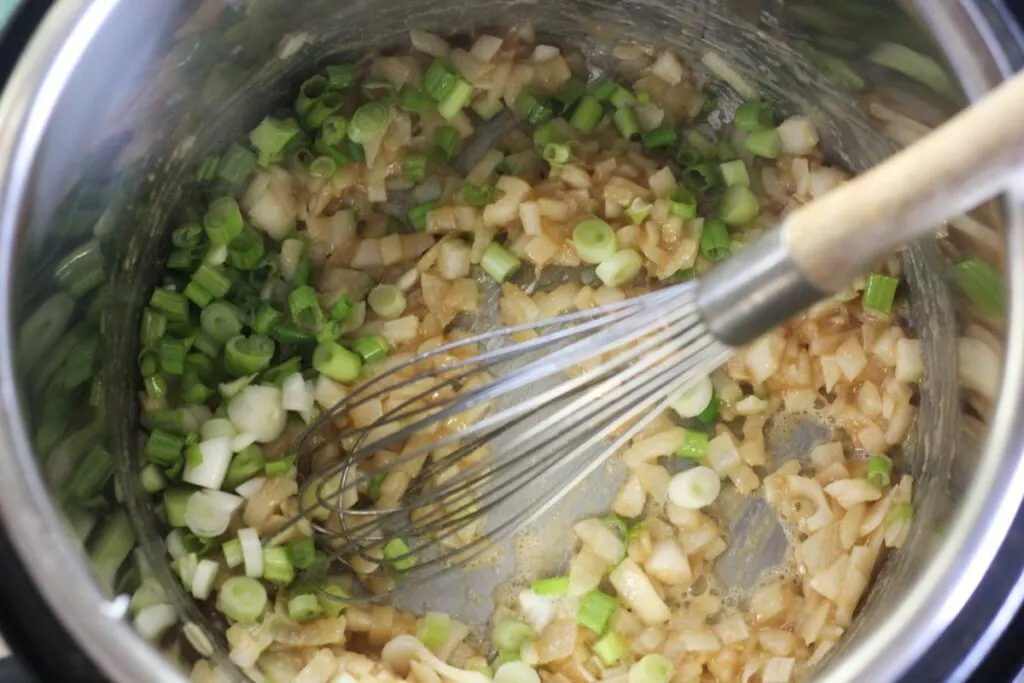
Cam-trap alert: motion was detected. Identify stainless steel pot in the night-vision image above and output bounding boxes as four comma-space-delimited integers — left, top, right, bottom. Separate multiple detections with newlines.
0, 1, 1021, 681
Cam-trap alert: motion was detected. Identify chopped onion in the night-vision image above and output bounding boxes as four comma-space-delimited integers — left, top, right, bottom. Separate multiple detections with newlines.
518, 590, 555, 633
242, 170, 297, 241
183, 436, 234, 490
133, 604, 177, 642
280, 238, 304, 282
650, 50, 684, 85
668, 466, 721, 509
670, 376, 713, 417
410, 30, 450, 57
494, 662, 541, 683
235, 476, 265, 499
470, 35, 504, 62
282, 372, 315, 414
777, 116, 820, 156
609, 558, 671, 625
185, 489, 243, 538
238, 528, 264, 578
227, 385, 286, 443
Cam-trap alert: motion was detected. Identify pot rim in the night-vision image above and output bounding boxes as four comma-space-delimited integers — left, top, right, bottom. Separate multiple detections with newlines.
0, 2, 1020, 683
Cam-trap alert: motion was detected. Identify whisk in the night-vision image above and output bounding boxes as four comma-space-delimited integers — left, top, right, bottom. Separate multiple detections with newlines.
279, 70, 1024, 598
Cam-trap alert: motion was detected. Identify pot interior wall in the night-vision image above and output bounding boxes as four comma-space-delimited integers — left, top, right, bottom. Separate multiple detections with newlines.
5, 0, 993, 680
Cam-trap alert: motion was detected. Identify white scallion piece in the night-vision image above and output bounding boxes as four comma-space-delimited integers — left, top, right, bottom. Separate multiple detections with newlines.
133, 603, 177, 642
166, 529, 187, 559
199, 417, 237, 441
668, 466, 722, 509
518, 590, 555, 633
238, 528, 264, 578
281, 372, 315, 414
670, 376, 714, 418
230, 432, 259, 453
185, 489, 243, 538
227, 385, 286, 443
182, 436, 233, 490
191, 559, 220, 600
235, 476, 266, 499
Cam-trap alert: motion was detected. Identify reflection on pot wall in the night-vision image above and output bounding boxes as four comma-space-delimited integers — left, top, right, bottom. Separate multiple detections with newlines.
5, 0, 1007, 680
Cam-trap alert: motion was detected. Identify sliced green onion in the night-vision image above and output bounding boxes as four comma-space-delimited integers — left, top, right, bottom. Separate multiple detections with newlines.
217, 143, 258, 187
439, 78, 474, 120
288, 591, 323, 622
700, 220, 731, 262
265, 454, 295, 478
492, 620, 533, 652
667, 187, 697, 219
887, 502, 914, 525
223, 445, 265, 490
481, 243, 522, 283
173, 223, 204, 249
329, 295, 356, 322
408, 200, 437, 232
862, 273, 900, 314
224, 335, 276, 376
183, 281, 213, 308
205, 196, 244, 245
399, 86, 435, 113
418, 612, 453, 650
222, 539, 244, 568
953, 258, 1004, 316
432, 126, 461, 162
675, 428, 709, 460
462, 183, 495, 207
403, 153, 428, 182
531, 576, 569, 596
217, 576, 268, 622
591, 78, 618, 100
140, 463, 168, 494
734, 100, 774, 131
683, 130, 716, 158
349, 102, 389, 144
471, 96, 504, 121
288, 285, 326, 331
197, 155, 220, 182
554, 78, 587, 110
543, 142, 571, 168
263, 546, 295, 585
347, 139, 365, 162
629, 654, 673, 683
250, 116, 300, 166
313, 341, 362, 382
368, 284, 407, 320
144, 430, 184, 466
867, 455, 892, 488
199, 302, 243, 343
681, 164, 717, 193
228, 226, 266, 271
424, 59, 458, 101
602, 514, 628, 540
595, 249, 643, 287
367, 473, 386, 502
699, 91, 719, 118
90, 513, 135, 594
718, 139, 737, 161
326, 64, 358, 90
570, 95, 603, 133
295, 75, 328, 118
515, 89, 553, 125
286, 537, 317, 570
578, 589, 618, 634
532, 120, 562, 149
63, 444, 114, 504
383, 538, 417, 573
159, 338, 187, 375
318, 583, 349, 618
719, 160, 750, 187
319, 114, 349, 145
309, 156, 337, 179
353, 334, 390, 362
571, 217, 617, 265
609, 85, 635, 110
626, 198, 653, 225
181, 374, 214, 405
147, 408, 197, 437
192, 263, 232, 299
273, 324, 314, 347
306, 91, 344, 130
145, 374, 168, 400
673, 146, 702, 168
719, 185, 759, 226
167, 248, 196, 271
593, 632, 629, 666
252, 305, 284, 335
697, 394, 721, 424
642, 124, 678, 149
140, 309, 167, 348
164, 487, 193, 527
744, 128, 783, 158
613, 107, 640, 140
150, 288, 190, 323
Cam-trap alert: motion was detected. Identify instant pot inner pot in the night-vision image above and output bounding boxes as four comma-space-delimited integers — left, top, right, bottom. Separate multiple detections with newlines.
4, 1, 995, 681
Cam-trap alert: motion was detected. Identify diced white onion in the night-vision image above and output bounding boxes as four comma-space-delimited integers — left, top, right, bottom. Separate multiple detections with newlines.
280, 238, 304, 282
609, 558, 671, 625
238, 528, 264, 578
242, 170, 297, 241
573, 518, 626, 564
191, 558, 219, 600
670, 376, 713, 418
228, 385, 287, 443
518, 590, 555, 633
166, 529, 186, 559
645, 539, 692, 586
668, 466, 722, 509
494, 662, 541, 683
235, 477, 266, 499
777, 116, 820, 156
650, 50, 684, 85
183, 436, 234, 490
133, 604, 177, 642
894, 339, 923, 382
958, 336, 1000, 401
185, 489, 243, 538
470, 35, 504, 62
282, 372, 315, 414
410, 30, 450, 57
313, 374, 348, 410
